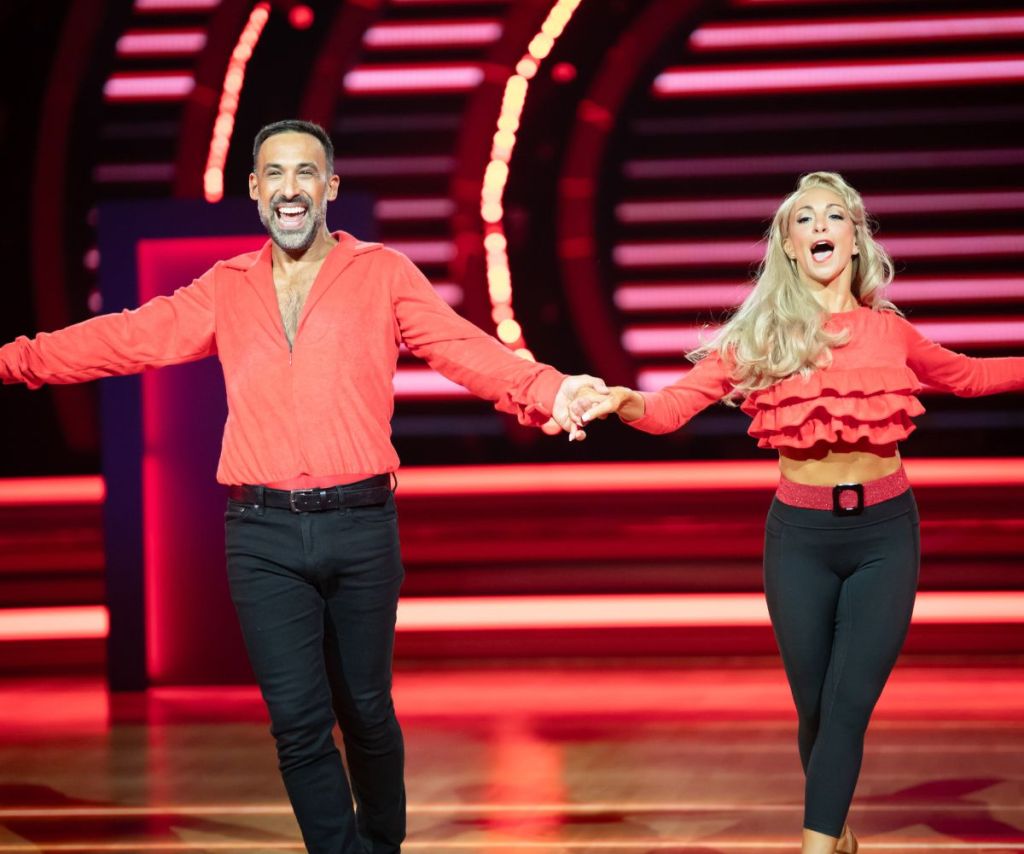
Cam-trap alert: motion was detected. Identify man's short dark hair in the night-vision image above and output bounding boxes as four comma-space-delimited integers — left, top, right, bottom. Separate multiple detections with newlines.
253, 119, 334, 174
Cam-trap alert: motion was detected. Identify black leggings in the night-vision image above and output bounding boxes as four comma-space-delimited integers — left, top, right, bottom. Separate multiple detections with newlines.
763, 489, 920, 837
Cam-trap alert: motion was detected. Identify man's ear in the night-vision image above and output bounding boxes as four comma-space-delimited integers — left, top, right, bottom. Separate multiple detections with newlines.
327, 173, 340, 201
248, 173, 259, 200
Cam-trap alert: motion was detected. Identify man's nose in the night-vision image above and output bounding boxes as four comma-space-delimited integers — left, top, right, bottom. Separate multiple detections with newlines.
281, 174, 300, 197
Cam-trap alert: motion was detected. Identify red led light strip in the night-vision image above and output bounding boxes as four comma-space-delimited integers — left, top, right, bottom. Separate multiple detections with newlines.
342, 64, 485, 95
4, 458, 1024, 506
481, 0, 584, 365
653, 55, 1024, 97
3, 591, 1022, 642
103, 72, 196, 102
622, 318, 1024, 355
613, 233, 1024, 267
0, 606, 108, 641
616, 190, 1024, 223
0, 475, 106, 506
116, 29, 207, 57
362, 20, 502, 50
615, 277, 1024, 313
203, 3, 271, 203
689, 12, 1024, 51
0, 842, 1013, 851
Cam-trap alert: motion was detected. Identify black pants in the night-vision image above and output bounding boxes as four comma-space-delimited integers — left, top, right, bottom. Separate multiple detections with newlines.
763, 490, 919, 837
225, 490, 406, 854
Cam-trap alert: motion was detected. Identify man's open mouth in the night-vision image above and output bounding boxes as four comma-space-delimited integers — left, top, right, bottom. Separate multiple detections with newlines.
275, 204, 309, 230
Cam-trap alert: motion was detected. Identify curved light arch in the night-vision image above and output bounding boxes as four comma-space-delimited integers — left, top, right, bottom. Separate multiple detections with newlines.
479, 0, 586, 361
202, 3, 271, 202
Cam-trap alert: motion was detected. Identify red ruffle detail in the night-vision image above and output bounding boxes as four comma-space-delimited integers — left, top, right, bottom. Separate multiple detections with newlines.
743, 365, 926, 450
741, 365, 922, 412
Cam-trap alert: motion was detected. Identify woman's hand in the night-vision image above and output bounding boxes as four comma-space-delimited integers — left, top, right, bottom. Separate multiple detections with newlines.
571, 386, 646, 425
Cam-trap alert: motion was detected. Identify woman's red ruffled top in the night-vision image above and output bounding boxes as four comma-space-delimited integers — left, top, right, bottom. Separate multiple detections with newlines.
629, 306, 1024, 449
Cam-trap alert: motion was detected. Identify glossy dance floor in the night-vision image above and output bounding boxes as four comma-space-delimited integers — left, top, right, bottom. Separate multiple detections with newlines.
0, 664, 1022, 853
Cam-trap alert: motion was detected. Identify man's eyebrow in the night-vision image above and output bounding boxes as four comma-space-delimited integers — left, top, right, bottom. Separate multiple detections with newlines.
262, 161, 321, 171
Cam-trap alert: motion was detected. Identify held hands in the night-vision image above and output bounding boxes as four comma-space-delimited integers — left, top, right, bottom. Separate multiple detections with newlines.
570, 385, 645, 427
548, 376, 646, 441
550, 374, 609, 441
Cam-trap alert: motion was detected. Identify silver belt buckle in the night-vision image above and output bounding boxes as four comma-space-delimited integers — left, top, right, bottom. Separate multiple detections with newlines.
289, 488, 326, 512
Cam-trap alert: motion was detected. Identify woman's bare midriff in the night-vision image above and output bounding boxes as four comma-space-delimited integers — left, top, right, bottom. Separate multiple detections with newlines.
778, 440, 902, 486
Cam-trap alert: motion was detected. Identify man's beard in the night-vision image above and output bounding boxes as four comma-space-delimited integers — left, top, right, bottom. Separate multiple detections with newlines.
257, 192, 326, 251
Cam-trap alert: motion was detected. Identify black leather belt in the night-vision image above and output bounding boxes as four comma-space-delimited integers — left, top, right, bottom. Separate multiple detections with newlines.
228, 474, 392, 513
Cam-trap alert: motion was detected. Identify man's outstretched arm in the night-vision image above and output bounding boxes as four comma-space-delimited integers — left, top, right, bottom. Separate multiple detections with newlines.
388, 250, 604, 437
1, 274, 217, 388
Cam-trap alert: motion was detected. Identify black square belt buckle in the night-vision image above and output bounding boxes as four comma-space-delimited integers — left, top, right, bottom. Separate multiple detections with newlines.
832, 483, 864, 516
289, 488, 329, 512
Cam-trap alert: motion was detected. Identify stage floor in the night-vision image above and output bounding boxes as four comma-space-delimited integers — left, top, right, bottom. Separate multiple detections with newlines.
0, 662, 1022, 853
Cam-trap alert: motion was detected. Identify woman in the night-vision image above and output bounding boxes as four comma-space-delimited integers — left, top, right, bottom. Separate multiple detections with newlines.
573, 172, 1024, 854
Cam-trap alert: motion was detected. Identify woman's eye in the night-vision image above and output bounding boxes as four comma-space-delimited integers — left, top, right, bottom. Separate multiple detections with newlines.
797, 216, 810, 223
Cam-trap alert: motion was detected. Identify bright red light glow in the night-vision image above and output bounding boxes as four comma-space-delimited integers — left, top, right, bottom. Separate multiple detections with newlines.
2, 592, 1019, 643
392, 368, 471, 398
615, 190, 1024, 224
343, 64, 485, 95
654, 56, 1024, 97
0, 606, 108, 641
116, 29, 207, 56
616, 277, 1024, 314
396, 592, 1024, 631
0, 475, 105, 506
622, 317, 1024, 355
613, 233, 1024, 267
551, 61, 577, 82
288, 4, 313, 29
913, 319, 1024, 349
363, 20, 501, 49
392, 458, 1024, 494
690, 12, 1024, 51
134, 0, 219, 10
103, 72, 195, 102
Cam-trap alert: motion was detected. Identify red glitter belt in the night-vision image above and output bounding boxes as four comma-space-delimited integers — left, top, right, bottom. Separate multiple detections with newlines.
776, 466, 910, 516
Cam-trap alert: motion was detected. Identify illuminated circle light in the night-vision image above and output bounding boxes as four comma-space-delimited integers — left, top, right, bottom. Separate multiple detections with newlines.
551, 61, 577, 83
289, 4, 314, 30
480, 0, 584, 367
203, 3, 272, 203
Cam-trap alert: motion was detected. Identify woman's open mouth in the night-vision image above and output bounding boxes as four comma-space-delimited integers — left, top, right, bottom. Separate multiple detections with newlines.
810, 240, 834, 263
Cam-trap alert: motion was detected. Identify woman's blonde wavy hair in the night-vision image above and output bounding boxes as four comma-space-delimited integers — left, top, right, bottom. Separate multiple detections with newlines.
691, 171, 897, 402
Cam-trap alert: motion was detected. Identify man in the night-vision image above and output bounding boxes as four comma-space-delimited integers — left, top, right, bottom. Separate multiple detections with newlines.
0, 119, 604, 853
